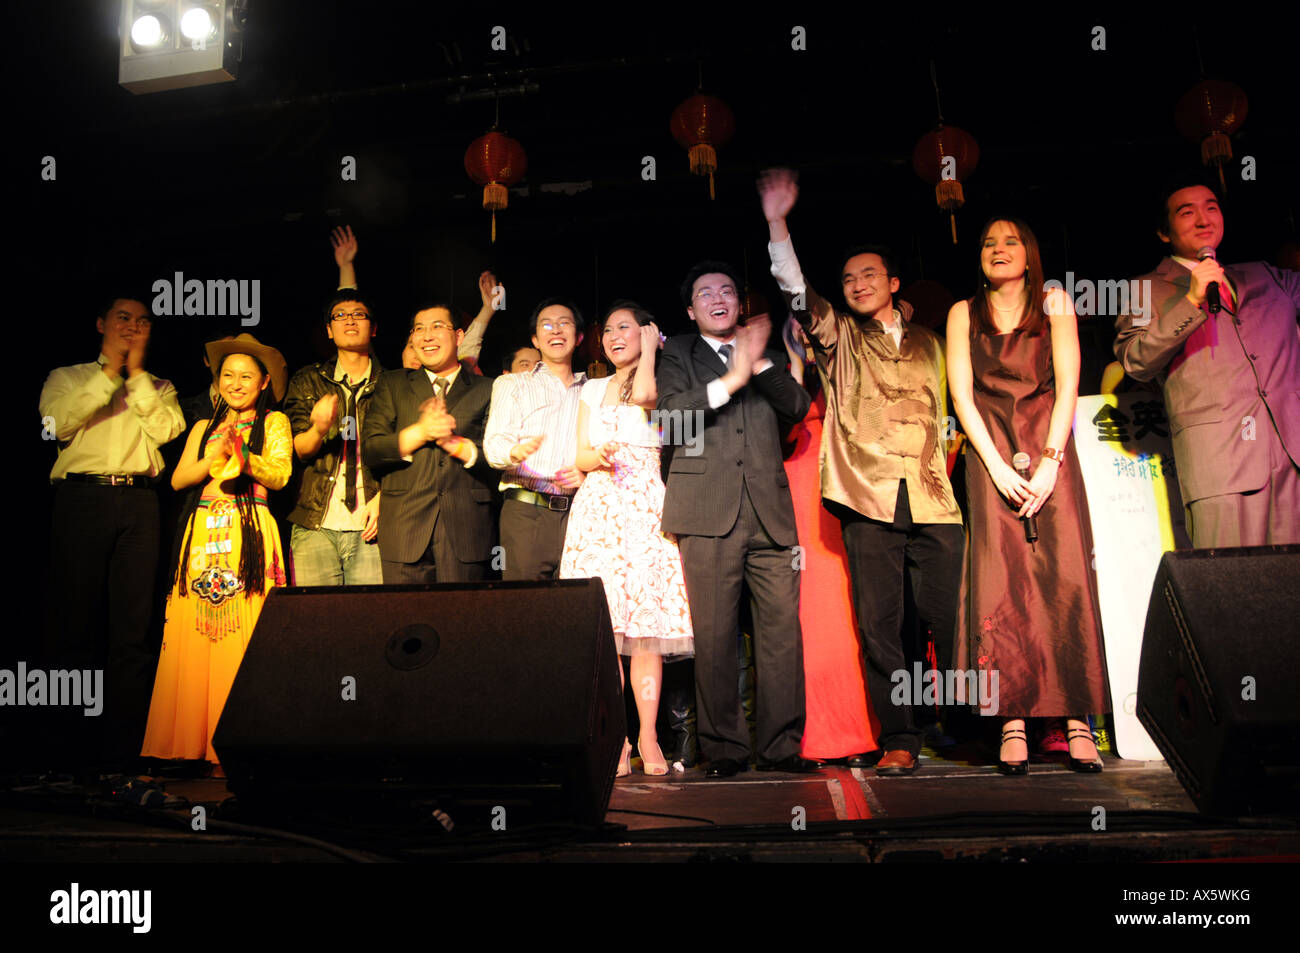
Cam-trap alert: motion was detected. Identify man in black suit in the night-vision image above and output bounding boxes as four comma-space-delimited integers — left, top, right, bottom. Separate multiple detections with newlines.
657, 261, 817, 777
362, 304, 497, 583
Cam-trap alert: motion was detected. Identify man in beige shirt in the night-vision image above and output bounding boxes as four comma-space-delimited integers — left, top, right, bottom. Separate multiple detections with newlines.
760, 169, 965, 775
39, 296, 185, 770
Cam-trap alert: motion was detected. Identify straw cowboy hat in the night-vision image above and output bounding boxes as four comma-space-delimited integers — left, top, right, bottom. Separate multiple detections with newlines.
205, 333, 289, 402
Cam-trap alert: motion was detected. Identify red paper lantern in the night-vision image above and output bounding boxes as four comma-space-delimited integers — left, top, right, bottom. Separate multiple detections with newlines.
912, 124, 980, 244
1174, 79, 1248, 191
464, 130, 528, 242
670, 92, 735, 200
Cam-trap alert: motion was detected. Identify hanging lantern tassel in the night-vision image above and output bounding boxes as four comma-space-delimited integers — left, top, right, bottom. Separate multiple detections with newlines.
1202, 132, 1232, 192
688, 143, 719, 199
671, 92, 735, 203
482, 182, 509, 244
936, 179, 965, 244
913, 124, 979, 245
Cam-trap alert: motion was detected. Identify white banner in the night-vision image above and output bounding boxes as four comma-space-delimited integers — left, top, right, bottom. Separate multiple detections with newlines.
1074, 392, 1190, 761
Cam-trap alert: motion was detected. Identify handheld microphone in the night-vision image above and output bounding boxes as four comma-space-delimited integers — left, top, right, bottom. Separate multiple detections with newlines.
1197, 246, 1221, 314
1012, 452, 1038, 545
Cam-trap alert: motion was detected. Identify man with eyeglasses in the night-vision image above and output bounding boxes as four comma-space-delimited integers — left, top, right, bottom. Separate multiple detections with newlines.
283, 289, 387, 585
39, 295, 186, 771
483, 298, 588, 580
657, 261, 815, 777
759, 168, 965, 777
363, 304, 497, 582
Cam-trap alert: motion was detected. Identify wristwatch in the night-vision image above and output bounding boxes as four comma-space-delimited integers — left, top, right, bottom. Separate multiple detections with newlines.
1042, 446, 1065, 464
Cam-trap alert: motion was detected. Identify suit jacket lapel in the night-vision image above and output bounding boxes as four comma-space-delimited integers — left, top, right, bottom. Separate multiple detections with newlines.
406, 368, 435, 411
692, 335, 727, 381
442, 365, 474, 416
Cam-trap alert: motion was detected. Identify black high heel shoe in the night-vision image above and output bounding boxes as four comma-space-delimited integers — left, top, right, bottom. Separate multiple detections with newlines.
1066, 728, 1103, 773
997, 726, 1029, 776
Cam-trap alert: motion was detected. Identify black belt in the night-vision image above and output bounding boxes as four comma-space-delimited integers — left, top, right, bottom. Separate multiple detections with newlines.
504, 487, 572, 511
63, 472, 157, 488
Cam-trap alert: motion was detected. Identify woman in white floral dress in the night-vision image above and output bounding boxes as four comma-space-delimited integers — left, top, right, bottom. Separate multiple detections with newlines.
560, 301, 694, 776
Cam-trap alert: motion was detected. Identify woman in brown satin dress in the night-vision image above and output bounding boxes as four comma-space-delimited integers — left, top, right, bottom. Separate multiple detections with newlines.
946, 218, 1109, 774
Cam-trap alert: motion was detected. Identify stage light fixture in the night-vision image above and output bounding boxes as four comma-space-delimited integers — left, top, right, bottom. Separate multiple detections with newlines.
179, 6, 215, 43
129, 14, 167, 51
118, 0, 245, 95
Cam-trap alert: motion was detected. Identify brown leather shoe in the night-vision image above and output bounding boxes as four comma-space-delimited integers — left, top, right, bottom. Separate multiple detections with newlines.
875, 750, 919, 776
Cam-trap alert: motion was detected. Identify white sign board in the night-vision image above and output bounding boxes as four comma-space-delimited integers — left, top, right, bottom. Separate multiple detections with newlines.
1074, 392, 1191, 761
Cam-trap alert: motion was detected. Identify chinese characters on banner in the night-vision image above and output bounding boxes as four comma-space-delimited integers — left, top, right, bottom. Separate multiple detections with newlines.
1075, 393, 1191, 761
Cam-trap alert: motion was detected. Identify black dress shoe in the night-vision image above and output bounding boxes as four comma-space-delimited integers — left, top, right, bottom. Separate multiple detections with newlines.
1066, 728, 1104, 773
845, 750, 883, 768
704, 758, 747, 778
998, 727, 1029, 776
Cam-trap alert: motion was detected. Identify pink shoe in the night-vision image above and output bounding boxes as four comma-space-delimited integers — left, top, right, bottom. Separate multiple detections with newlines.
1039, 723, 1068, 755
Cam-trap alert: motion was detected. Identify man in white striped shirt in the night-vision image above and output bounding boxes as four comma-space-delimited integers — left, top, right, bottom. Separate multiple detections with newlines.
483, 298, 588, 579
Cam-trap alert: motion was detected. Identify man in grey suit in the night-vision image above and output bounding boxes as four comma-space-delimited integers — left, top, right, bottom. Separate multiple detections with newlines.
1115, 176, 1300, 547
658, 261, 817, 777
362, 304, 498, 582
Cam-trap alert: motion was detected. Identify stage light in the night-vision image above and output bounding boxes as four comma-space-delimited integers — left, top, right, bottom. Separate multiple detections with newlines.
129, 14, 166, 50
118, 0, 245, 95
179, 7, 214, 43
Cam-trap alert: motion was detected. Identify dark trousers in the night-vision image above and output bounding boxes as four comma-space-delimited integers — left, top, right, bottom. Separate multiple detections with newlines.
836, 481, 965, 757
498, 498, 570, 581
45, 481, 160, 765
678, 483, 804, 764
381, 499, 489, 584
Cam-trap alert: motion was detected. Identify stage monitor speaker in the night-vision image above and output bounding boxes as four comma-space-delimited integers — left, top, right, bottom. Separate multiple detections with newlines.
1136, 545, 1300, 816
212, 579, 625, 828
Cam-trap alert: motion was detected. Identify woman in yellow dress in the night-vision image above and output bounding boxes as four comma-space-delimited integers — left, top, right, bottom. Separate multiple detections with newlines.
141, 334, 291, 770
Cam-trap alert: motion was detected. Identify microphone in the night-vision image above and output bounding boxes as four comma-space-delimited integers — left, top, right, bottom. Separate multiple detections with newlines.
1012, 452, 1038, 546
1197, 246, 1221, 314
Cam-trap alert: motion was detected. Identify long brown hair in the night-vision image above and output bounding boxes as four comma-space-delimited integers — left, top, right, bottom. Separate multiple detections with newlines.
968, 217, 1047, 337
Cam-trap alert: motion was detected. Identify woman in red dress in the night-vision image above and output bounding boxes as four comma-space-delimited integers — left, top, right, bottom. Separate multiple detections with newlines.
781, 318, 876, 760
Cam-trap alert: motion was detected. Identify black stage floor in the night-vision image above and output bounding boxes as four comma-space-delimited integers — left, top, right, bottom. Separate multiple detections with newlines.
4, 750, 1298, 863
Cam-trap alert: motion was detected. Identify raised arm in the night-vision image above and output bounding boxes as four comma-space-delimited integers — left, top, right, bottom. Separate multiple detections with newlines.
758, 168, 839, 352
332, 226, 358, 290
1113, 257, 1233, 380
630, 323, 661, 408
459, 271, 501, 363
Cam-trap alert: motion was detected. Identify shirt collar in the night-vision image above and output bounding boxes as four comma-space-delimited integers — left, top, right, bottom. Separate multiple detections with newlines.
424, 364, 461, 387
332, 357, 372, 385
530, 361, 586, 386
700, 333, 737, 353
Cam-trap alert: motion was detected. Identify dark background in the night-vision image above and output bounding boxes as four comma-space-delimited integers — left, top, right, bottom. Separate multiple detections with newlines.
15, 3, 1299, 650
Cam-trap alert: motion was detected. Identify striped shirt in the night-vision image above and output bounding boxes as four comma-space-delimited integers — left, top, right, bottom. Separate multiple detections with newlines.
483, 363, 587, 495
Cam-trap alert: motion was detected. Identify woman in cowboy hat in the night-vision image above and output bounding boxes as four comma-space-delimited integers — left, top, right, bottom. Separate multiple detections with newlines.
141, 334, 292, 773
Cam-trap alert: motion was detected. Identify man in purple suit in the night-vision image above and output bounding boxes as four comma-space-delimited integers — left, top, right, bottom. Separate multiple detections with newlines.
1115, 176, 1300, 547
